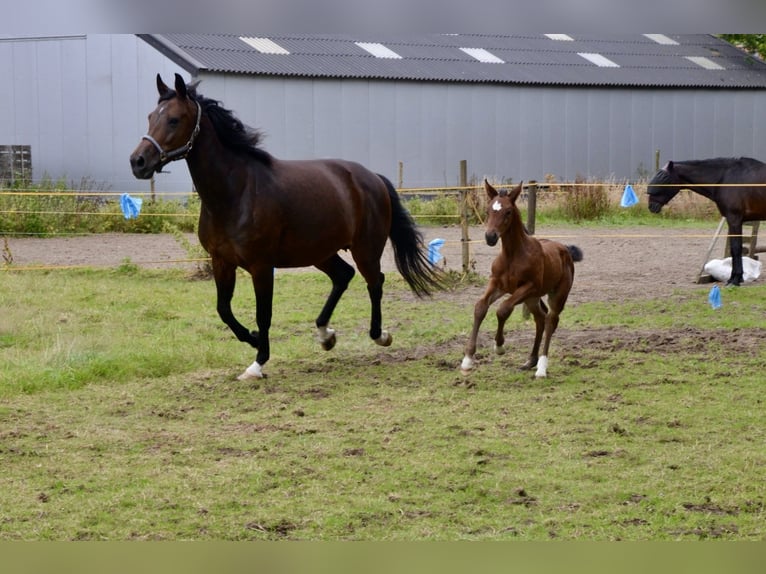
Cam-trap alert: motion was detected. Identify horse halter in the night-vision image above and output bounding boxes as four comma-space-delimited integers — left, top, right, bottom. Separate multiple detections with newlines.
141, 100, 202, 169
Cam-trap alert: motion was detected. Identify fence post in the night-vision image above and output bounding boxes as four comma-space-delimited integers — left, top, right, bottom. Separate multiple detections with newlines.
398, 161, 403, 189
459, 159, 470, 273
655, 149, 660, 171
526, 180, 537, 236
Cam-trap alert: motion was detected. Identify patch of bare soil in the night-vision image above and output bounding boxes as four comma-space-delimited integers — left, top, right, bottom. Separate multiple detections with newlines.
5, 223, 731, 307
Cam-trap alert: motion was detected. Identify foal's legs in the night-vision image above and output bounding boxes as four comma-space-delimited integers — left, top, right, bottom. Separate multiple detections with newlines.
520, 297, 546, 372
533, 293, 568, 378
461, 282, 504, 372
314, 254, 356, 350
492, 296, 516, 355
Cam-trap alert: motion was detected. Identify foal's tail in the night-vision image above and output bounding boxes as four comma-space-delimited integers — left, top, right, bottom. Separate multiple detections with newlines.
378, 174, 444, 297
567, 245, 584, 263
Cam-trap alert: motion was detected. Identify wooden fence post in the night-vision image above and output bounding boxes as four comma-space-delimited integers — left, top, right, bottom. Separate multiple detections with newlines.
522, 181, 538, 321
459, 160, 470, 273
526, 180, 537, 236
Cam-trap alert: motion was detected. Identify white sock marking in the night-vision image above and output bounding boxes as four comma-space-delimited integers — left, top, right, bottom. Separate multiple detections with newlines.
535, 355, 548, 378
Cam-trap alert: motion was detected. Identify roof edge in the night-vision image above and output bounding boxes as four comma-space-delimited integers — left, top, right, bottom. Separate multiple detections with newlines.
137, 34, 208, 76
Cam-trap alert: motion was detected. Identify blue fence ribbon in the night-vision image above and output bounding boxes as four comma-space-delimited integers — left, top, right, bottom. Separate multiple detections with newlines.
708, 284, 722, 309
428, 238, 445, 265
620, 184, 638, 208
120, 193, 143, 220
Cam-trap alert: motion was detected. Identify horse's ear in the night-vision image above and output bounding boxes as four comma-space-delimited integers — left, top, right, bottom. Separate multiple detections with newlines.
509, 181, 523, 202
156, 74, 170, 97
484, 179, 499, 199
663, 161, 674, 172
174, 73, 187, 98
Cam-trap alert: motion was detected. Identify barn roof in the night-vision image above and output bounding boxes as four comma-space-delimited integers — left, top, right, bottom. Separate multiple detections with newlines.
139, 34, 766, 89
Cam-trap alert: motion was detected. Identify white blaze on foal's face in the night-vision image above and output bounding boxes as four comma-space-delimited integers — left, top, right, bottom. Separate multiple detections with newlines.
492, 200, 502, 212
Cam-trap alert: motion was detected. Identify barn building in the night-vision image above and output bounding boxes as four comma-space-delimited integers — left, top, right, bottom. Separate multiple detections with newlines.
2, 34, 766, 193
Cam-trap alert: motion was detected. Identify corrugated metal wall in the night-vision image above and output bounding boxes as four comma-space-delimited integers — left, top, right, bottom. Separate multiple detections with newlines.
201, 73, 766, 188
0, 35, 190, 193
2, 34, 766, 193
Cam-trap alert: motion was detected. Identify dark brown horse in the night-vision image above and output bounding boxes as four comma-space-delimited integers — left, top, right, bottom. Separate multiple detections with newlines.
461, 181, 582, 378
130, 74, 441, 379
648, 157, 766, 286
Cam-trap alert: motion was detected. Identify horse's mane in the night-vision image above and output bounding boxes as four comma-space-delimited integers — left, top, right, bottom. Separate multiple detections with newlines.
160, 83, 273, 166
679, 157, 765, 170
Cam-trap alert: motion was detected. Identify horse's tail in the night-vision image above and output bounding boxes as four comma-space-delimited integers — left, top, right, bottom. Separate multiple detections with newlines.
567, 245, 584, 263
378, 174, 444, 297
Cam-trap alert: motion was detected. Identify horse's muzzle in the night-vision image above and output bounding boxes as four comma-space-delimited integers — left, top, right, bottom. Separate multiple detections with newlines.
648, 201, 663, 214
129, 150, 157, 180
485, 231, 499, 247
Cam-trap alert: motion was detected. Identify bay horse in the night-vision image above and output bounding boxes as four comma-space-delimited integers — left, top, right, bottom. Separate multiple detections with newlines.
648, 157, 766, 286
461, 181, 583, 378
130, 73, 442, 379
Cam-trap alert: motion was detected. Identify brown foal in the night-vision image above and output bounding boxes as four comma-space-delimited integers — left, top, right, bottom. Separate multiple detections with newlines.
461, 181, 583, 378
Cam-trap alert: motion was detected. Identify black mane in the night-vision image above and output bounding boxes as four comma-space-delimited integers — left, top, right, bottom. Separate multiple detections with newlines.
160, 84, 273, 166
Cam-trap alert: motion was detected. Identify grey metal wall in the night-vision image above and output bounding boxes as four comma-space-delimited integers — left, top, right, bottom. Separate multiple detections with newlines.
0, 35, 189, 193
2, 34, 766, 194
199, 73, 766, 189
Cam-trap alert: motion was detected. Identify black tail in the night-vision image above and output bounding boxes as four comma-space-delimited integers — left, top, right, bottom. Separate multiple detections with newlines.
378, 174, 444, 297
567, 245, 584, 262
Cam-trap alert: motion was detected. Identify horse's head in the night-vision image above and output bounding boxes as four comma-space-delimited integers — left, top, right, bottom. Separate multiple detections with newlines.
647, 161, 683, 214
130, 73, 202, 179
484, 180, 523, 246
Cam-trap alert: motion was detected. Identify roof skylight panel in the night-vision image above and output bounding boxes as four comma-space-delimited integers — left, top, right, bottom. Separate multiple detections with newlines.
644, 34, 679, 45
355, 42, 403, 59
577, 52, 620, 68
545, 34, 574, 41
239, 37, 290, 55
460, 47, 505, 64
686, 56, 724, 70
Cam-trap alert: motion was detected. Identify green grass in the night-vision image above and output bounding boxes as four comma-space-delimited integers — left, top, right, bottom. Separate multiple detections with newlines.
0, 268, 764, 540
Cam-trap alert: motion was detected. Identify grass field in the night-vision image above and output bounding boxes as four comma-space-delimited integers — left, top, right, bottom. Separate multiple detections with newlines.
0, 266, 764, 540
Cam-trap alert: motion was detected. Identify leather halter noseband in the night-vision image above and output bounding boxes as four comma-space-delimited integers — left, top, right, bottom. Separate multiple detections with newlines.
141, 100, 202, 169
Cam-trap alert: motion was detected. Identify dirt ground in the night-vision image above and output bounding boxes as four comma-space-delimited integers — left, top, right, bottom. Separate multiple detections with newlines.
6, 223, 765, 367
6, 224, 730, 305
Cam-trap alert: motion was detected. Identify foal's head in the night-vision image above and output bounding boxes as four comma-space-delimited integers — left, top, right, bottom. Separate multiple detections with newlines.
484, 180, 524, 246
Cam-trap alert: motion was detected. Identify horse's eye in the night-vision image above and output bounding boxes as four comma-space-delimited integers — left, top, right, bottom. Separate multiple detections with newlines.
168, 117, 180, 128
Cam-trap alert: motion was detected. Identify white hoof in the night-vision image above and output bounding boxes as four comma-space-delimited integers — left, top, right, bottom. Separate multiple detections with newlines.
237, 360, 264, 380
494, 342, 505, 355
375, 330, 392, 347
534, 356, 548, 378
460, 356, 475, 373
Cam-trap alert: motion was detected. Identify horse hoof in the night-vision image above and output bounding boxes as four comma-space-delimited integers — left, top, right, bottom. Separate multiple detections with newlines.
519, 359, 537, 371
237, 361, 264, 380
494, 343, 505, 355
375, 331, 392, 347
321, 333, 337, 351
460, 356, 475, 373
317, 327, 336, 351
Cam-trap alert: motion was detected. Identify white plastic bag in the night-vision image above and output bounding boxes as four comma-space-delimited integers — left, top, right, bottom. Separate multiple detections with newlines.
703, 256, 762, 283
